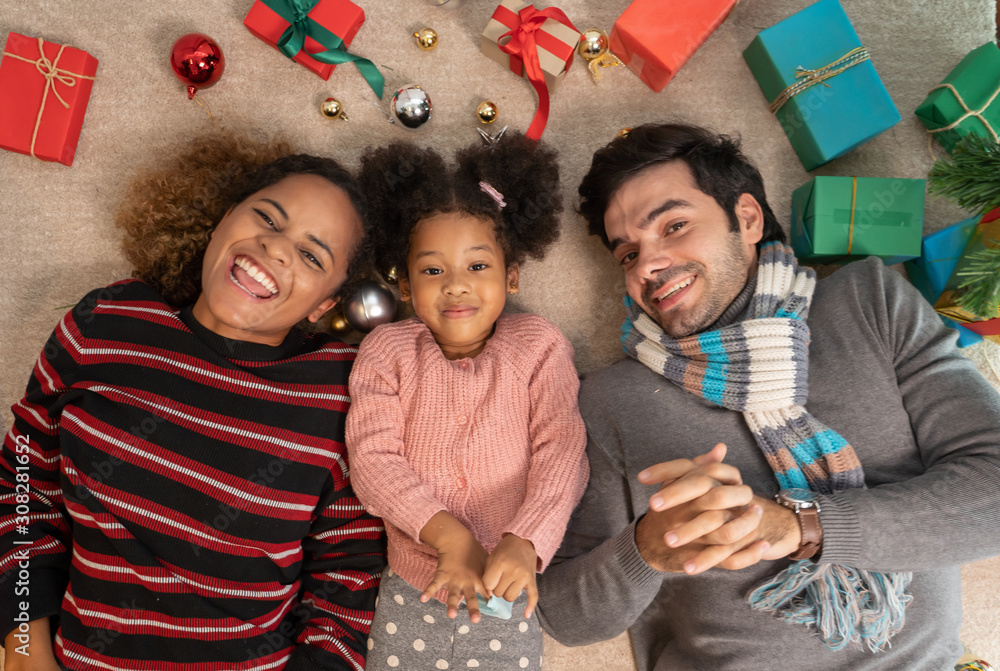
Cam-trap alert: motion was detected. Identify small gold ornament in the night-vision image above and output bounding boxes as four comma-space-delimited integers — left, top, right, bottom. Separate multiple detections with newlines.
329, 309, 353, 334
476, 101, 498, 124
321, 97, 348, 120
617, 127, 632, 139
383, 266, 399, 285
413, 28, 438, 51
578, 29, 609, 61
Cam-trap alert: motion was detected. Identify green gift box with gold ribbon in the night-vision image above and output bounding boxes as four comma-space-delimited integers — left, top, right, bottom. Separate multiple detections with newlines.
915, 42, 1000, 154
743, 0, 901, 171
244, 0, 383, 97
791, 176, 926, 265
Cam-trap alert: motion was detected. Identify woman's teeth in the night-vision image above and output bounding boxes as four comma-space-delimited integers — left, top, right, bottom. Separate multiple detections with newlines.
234, 256, 278, 295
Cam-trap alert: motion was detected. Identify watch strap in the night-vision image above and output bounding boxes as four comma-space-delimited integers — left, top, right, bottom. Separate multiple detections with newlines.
788, 506, 822, 560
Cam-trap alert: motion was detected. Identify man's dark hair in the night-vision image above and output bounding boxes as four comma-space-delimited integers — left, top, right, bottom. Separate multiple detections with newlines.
578, 123, 786, 249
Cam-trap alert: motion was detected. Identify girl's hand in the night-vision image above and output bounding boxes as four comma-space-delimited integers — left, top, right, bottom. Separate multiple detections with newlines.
419, 511, 490, 623
482, 534, 538, 619
4, 618, 62, 671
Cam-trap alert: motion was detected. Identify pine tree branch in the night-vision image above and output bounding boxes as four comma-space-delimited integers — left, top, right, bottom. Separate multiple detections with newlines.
955, 242, 1000, 320
928, 135, 1000, 214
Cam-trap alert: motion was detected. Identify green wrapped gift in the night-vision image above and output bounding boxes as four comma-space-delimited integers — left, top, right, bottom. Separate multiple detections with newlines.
915, 42, 1000, 153
791, 176, 926, 264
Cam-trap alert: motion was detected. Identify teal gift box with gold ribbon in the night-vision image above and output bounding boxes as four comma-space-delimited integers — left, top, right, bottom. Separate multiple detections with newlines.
915, 42, 1000, 154
743, 0, 901, 171
244, 0, 383, 97
791, 176, 925, 265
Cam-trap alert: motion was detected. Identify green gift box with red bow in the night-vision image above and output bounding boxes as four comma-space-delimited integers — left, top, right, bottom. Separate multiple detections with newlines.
481, 0, 580, 140
244, 0, 382, 96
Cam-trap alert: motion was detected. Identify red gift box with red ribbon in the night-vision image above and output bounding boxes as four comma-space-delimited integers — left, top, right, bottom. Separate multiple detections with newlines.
244, 0, 366, 80
481, 1, 580, 140
0, 32, 99, 166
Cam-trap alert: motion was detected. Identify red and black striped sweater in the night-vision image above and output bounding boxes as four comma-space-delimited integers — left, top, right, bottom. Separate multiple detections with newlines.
0, 279, 387, 670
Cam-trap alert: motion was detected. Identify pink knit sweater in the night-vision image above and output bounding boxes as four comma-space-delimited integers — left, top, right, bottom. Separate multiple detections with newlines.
345, 313, 588, 595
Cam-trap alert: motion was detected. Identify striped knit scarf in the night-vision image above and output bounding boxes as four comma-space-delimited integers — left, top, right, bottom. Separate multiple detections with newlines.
621, 242, 912, 651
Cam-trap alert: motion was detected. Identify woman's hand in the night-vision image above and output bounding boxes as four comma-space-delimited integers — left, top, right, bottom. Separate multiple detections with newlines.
4, 618, 61, 671
483, 534, 538, 619
419, 511, 490, 622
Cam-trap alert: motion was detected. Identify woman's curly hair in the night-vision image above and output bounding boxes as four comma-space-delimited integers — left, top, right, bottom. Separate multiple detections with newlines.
358, 131, 562, 278
115, 130, 372, 308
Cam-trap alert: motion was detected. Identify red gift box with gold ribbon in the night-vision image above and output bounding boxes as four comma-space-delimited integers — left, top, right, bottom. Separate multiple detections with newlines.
481, 1, 580, 140
0, 32, 99, 166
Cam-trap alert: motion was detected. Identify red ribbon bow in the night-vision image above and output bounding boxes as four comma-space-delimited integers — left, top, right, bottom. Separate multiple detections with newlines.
495, 4, 577, 140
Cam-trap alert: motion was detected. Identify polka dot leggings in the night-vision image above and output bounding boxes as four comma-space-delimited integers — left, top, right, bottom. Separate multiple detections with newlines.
366, 568, 543, 670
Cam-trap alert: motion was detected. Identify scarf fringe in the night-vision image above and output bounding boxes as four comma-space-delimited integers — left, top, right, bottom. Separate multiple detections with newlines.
747, 560, 913, 652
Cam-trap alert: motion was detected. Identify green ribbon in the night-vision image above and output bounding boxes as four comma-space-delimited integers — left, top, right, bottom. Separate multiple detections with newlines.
263, 0, 384, 98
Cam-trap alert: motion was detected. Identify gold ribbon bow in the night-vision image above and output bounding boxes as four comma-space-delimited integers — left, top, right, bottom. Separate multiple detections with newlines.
2, 37, 96, 159
769, 46, 870, 114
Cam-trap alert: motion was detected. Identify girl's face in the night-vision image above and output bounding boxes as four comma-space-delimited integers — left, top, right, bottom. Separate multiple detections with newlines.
399, 212, 519, 360
192, 174, 362, 345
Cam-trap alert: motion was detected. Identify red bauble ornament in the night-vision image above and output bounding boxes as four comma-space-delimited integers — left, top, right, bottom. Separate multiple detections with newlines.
170, 33, 224, 99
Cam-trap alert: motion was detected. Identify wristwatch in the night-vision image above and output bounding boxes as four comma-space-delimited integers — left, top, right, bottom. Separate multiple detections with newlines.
775, 488, 823, 560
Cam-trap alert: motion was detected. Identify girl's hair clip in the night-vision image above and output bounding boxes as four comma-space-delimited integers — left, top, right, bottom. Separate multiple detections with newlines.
479, 181, 506, 210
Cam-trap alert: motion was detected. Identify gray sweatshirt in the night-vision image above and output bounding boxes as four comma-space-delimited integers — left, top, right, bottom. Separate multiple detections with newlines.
537, 258, 1000, 671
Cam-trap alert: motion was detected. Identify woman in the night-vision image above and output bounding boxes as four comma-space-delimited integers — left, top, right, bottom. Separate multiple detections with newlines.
1, 132, 386, 670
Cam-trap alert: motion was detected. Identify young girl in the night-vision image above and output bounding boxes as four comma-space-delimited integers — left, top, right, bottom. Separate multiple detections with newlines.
346, 132, 589, 670
1, 133, 386, 670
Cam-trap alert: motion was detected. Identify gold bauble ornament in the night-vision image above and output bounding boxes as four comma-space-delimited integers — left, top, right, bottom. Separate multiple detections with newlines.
476, 101, 498, 124
329, 310, 352, 334
321, 97, 348, 120
383, 266, 399, 285
578, 29, 609, 61
413, 28, 438, 51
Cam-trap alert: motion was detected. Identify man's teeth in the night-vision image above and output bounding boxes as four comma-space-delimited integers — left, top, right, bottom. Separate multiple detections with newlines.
234, 256, 278, 295
657, 277, 693, 302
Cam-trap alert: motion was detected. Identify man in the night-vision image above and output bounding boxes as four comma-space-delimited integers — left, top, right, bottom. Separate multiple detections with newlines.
536, 123, 1000, 670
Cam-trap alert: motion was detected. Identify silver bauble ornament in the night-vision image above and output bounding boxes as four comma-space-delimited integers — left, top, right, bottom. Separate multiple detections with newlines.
391, 84, 432, 130
344, 281, 396, 333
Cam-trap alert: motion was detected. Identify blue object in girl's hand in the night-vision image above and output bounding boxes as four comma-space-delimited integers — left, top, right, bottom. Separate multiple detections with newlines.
476, 594, 513, 620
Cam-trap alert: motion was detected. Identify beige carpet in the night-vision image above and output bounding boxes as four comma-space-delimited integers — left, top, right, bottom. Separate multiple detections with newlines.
1, 0, 999, 667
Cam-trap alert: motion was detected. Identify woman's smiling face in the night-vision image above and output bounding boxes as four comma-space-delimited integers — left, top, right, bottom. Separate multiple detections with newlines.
192, 174, 362, 345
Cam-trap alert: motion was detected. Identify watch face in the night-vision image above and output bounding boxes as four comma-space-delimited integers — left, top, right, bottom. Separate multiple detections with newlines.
781, 488, 816, 503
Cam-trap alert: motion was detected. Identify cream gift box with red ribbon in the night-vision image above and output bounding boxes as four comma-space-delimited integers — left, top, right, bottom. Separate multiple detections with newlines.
481, 1, 579, 140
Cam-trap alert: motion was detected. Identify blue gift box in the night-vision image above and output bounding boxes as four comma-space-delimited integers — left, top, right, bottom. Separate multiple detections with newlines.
743, 0, 901, 171
904, 218, 983, 348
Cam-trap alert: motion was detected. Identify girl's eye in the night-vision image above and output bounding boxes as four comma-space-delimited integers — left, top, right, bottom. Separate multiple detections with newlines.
422, 268, 442, 276
469, 263, 487, 271
302, 250, 322, 269
254, 208, 277, 230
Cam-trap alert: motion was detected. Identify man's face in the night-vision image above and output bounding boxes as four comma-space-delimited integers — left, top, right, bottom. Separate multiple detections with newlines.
604, 161, 763, 338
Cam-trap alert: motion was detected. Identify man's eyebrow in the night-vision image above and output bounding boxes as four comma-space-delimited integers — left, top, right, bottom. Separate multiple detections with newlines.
609, 198, 692, 251
260, 198, 288, 221
639, 198, 692, 230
